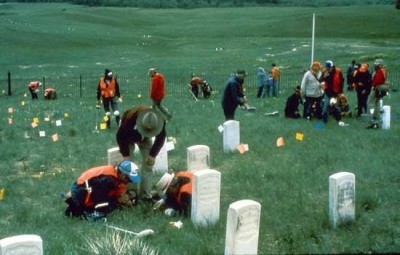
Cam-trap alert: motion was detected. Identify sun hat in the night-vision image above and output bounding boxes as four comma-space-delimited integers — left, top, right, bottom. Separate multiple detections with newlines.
156, 173, 175, 194
118, 160, 140, 183
325, 60, 334, 68
135, 108, 164, 138
374, 59, 383, 66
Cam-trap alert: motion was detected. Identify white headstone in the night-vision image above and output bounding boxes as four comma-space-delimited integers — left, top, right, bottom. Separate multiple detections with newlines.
329, 172, 356, 228
0, 235, 43, 255
191, 169, 221, 226
223, 120, 240, 153
382, 105, 390, 130
187, 145, 210, 172
107, 147, 123, 166
225, 200, 261, 255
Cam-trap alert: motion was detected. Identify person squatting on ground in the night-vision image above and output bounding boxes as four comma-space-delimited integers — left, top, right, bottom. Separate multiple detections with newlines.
336, 93, 352, 117
44, 87, 57, 100
256, 66, 266, 98
284, 86, 303, 119
149, 68, 172, 121
300, 61, 323, 120
116, 105, 166, 202
352, 63, 372, 117
367, 59, 388, 129
153, 172, 193, 217
221, 70, 249, 120
64, 161, 140, 220
28, 81, 42, 100
96, 69, 122, 129
189, 74, 205, 99
201, 80, 213, 99
321, 60, 346, 125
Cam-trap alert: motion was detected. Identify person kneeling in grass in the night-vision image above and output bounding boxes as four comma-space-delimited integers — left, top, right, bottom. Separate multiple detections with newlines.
153, 171, 193, 217
64, 161, 140, 220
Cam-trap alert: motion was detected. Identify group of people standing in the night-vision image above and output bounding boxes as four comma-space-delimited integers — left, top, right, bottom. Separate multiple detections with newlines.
256, 63, 280, 98
285, 58, 388, 129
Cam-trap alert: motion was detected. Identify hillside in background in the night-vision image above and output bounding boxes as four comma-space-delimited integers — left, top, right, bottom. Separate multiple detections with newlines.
2, 0, 397, 8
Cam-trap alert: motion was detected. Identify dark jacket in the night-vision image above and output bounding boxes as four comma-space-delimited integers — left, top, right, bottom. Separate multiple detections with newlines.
221, 76, 245, 109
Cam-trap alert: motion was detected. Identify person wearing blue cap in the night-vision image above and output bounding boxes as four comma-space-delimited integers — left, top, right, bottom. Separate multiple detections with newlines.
64, 160, 140, 219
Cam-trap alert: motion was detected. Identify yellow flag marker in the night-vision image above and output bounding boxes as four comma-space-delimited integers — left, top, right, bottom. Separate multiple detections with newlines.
31, 122, 38, 128
100, 123, 107, 130
296, 132, 304, 141
33, 117, 39, 124
103, 116, 109, 121
21, 101, 25, 106
0, 188, 5, 200
64, 113, 69, 118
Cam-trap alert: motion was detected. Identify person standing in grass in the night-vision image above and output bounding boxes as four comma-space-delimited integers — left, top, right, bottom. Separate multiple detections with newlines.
321, 60, 346, 126
116, 105, 166, 202
28, 81, 41, 100
352, 63, 372, 117
96, 69, 122, 129
256, 66, 266, 98
270, 63, 280, 98
367, 59, 388, 129
300, 61, 323, 120
149, 68, 172, 121
221, 70, 249, 120
64, 160, 140, 220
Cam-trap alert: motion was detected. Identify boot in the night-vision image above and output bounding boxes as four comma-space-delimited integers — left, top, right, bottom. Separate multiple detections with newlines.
106, 119, 111, 129
115, 116, 121, 127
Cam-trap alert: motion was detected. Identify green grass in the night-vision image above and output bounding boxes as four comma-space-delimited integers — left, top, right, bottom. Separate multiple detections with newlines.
0, 3, 399, 254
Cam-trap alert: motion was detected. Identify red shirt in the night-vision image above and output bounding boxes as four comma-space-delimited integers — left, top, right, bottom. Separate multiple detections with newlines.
372, 67, 386, 88
150, 72, 165, 101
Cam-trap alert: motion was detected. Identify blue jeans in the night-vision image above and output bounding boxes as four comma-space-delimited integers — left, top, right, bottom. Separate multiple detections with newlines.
322, 94, 341, 123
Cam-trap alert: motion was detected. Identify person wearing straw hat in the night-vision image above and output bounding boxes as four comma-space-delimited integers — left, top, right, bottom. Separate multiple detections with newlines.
153, 171, 193, 217
64, 160, 140, 220
116, 105, 166, 202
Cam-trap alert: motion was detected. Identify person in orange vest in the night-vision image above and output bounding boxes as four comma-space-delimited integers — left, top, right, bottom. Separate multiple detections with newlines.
28, 81, 42, 100
96, 69, 122, 128
270, 63, 280, 98
153, 171, 193, 217
64, 160, 140, 220
44, 87, 57, 100
149, 68, 172, 121
321, 60, 347, 126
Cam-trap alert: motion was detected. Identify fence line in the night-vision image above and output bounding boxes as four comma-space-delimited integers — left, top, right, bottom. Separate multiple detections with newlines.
2, 71, 398, 99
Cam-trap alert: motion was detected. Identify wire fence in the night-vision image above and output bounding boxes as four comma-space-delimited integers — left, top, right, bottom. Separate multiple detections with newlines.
2, 71, 399, 99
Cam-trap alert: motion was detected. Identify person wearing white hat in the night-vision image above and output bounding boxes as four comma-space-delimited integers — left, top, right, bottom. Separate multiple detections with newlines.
116, 105, 166, 202
64, 160, 140, 219
153, 171, 193, 217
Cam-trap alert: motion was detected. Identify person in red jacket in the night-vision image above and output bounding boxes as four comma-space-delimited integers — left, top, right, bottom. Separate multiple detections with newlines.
64, 160, 140, 220
28, 81, 41, 100
44, 87, 57, 100
149, 68, 172, 121
154, 171, 193, 217
367, 59, 388, 129
96, 69, 122, 128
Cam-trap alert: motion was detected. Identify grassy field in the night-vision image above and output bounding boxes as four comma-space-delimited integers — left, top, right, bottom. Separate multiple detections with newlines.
0, 3, 399, 254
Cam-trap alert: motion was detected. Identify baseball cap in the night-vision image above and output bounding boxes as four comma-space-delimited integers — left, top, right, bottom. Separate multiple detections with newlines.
118, 160, 140, 183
